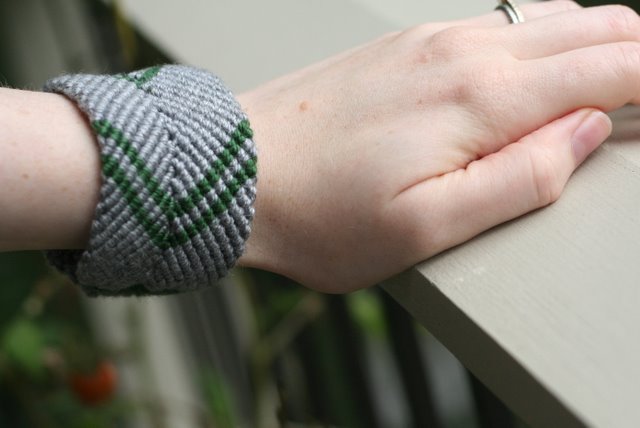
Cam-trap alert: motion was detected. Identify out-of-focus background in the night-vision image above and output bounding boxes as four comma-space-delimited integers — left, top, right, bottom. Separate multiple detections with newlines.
0, 1, 626, 427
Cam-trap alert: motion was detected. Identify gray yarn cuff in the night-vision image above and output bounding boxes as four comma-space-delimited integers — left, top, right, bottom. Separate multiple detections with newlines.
44, 65, 257, 296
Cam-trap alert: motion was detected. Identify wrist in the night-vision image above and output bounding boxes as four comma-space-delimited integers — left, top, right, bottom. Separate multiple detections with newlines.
0, 89, 100, 251
235, 89, 305, 280
235, 91, 278, 272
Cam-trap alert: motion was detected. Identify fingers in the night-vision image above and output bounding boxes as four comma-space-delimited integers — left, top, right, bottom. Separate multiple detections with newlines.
467, 0, 581, 27
463, 40, 640, 158
421, 1, 581, 35
499, 5, 640, 59
530, 41, 640, 112
402, 108, 612, 255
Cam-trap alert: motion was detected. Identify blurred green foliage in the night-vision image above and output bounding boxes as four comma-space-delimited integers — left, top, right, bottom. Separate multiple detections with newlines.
348, 289, 387, 339
202, 369, 236, 428
0, 252, 132, 427
3, 318, 46, 380
0, 253, 47, 326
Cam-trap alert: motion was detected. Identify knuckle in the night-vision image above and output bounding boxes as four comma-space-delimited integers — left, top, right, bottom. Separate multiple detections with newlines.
602, 5, 640, 38
405, 26, 504, 104
420, 27, 508, 104
399, 22, 441, 45
610, 42, 640, 81
426, 26, 486, 60
528, 149, 563, 206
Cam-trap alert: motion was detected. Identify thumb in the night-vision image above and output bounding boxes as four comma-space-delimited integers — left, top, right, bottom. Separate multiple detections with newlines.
426, 108, 612, 250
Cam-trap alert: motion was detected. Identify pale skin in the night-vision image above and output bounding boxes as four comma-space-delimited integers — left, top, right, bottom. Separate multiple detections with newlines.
1, 2, 639, 293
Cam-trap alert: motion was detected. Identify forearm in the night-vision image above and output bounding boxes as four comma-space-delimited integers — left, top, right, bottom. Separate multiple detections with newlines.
0, 88, 100, 251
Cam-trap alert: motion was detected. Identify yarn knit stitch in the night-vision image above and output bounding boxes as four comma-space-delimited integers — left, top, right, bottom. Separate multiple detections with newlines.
44, 65, 257, 296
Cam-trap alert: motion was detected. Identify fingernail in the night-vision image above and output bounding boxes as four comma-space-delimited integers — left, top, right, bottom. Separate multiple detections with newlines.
571, 110, 612, 165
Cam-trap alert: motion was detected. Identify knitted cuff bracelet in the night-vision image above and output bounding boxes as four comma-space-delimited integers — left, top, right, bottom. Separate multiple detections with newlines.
44, 65, 257, 296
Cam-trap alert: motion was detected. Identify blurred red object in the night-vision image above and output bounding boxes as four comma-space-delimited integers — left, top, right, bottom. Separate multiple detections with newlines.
68, 360, 117, 405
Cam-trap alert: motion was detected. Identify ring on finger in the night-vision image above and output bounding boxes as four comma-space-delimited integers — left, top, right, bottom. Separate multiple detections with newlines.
496, 0, 525, 24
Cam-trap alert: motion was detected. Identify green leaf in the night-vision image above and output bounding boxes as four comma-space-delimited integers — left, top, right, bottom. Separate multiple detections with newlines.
2, 318, 45, 379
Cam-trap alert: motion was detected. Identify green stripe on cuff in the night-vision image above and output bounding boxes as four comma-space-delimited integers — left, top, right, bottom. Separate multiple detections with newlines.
97, 118, 256, 250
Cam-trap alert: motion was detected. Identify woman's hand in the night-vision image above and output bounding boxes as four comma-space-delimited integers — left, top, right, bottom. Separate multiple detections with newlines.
238, 1, 640, 292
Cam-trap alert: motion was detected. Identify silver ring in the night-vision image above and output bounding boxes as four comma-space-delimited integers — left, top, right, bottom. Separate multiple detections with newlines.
496, 0, 525, 24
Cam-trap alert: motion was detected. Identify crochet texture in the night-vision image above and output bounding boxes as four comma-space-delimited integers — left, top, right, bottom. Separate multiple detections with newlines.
44, 65, 257, 296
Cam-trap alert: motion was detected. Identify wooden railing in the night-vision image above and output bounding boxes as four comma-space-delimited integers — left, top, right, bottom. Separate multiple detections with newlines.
383, 104, 640, 428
